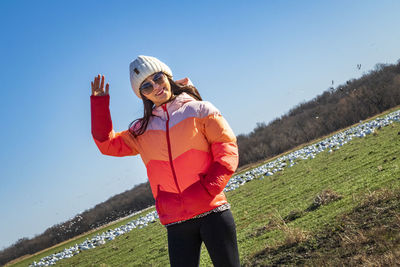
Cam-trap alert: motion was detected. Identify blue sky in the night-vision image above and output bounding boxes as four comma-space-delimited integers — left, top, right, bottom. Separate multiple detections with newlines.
0, 0, 399, 249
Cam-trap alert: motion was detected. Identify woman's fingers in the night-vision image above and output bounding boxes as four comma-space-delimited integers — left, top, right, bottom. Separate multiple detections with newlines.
105, 83, 109, 95
93, 76, 97, 93
93, 76, 99, 95
91, 74, 109, 96
100, 75, 105, 91
95, 74, 100, 89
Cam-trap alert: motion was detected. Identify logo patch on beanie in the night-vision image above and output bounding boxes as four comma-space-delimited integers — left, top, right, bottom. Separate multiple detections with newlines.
134, 68, 140, 75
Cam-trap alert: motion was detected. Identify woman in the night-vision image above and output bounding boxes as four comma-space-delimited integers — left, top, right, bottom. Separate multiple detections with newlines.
90, 55, 240, 266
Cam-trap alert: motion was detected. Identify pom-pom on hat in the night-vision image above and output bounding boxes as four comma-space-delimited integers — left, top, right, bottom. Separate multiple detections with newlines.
129, 55, 173, 99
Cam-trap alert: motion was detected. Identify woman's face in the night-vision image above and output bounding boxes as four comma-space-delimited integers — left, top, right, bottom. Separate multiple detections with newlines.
140, 72, 172, 107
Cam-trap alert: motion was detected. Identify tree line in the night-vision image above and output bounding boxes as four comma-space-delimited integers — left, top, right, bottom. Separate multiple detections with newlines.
1, 60, 400, 265
237, 62, 400, 166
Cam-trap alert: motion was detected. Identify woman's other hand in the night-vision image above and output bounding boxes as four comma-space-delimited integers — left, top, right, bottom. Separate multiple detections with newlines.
91, 74, 110, 96
175, 77, 194, 87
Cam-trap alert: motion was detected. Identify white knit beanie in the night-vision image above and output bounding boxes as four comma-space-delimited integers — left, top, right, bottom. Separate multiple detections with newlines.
129, 55, 173, 99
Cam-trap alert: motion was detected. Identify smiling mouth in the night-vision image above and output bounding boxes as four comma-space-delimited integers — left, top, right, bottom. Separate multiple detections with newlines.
155, 87, 166, 96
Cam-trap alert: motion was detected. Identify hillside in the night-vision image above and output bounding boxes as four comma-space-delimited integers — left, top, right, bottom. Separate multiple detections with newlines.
3, 61, 399, 265
11, 107, 400, 266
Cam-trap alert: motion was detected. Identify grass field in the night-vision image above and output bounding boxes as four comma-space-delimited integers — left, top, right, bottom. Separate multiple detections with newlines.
9, 107, 400, 266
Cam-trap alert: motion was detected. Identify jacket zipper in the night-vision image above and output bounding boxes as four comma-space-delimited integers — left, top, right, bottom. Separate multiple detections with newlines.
162, 104, 182, 194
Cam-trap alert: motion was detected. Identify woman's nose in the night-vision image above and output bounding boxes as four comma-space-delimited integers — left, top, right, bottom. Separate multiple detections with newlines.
153, 82, 162, 89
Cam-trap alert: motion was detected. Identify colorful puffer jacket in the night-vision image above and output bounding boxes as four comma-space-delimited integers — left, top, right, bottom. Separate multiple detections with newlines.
90, 92, 239, 225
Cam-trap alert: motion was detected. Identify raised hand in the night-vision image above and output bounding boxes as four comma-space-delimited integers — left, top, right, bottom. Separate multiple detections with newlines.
91, 74, 110, 96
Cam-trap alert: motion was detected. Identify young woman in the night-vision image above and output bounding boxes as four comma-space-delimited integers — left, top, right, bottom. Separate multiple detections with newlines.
90, 55, 240, 266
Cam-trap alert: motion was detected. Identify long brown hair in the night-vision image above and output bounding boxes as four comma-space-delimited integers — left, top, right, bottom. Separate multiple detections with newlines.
129, 75, 202, 137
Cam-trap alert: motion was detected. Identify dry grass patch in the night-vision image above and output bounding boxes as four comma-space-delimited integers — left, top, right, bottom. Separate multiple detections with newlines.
306, 188, 343, 211
243, 188, 400, 266
283, 209, 304, 223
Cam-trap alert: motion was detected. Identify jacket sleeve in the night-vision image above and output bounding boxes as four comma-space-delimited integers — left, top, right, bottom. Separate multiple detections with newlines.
91, 95, 139, 157
201, 111, 239, 196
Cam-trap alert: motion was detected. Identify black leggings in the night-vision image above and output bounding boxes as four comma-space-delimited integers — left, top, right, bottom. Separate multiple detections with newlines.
166, 209, 240, 267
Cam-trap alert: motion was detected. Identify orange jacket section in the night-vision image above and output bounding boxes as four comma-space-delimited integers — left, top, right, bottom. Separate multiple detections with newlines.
90, 93, 239, 225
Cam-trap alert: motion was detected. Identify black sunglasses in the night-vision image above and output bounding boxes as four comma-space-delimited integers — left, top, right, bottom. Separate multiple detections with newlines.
140, 72, 166, 95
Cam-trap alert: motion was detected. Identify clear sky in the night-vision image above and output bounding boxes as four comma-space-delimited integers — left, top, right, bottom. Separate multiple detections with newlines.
0, 0, 399, 249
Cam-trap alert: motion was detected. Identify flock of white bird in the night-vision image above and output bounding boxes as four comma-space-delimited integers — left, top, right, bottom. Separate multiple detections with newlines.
225, 109, 400, 191
30, 109, 400, 266
29, 211, 158, 266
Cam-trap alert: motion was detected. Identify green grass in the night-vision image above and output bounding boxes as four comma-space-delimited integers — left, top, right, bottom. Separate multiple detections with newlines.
6, 209, 157, 267
10, 108, 400, 266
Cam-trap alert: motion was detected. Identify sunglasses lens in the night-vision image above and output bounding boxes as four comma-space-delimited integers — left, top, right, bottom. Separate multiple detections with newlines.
153, 72, 164, 84
140, 82, 153, 95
